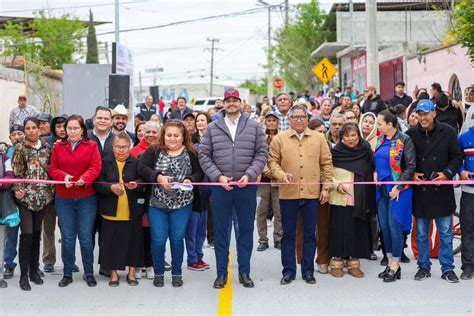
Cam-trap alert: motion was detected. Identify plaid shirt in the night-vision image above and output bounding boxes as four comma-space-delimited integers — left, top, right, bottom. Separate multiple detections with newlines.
275, 110, 290, 132
9, 105, 40, 128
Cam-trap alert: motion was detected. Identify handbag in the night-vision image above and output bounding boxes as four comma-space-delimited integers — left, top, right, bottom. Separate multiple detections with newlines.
0, 153, 20, 227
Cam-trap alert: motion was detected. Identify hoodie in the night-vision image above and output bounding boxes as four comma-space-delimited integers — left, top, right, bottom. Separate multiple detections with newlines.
362, 94, 385, 115
459, 112, 474, 192
359, 112, 377, 151
434, 93, 463, 132
390, 93, 413, 108
43, 114, 68, 147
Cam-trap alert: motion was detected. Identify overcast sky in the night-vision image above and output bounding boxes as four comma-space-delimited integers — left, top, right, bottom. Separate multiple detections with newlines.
0, 0, 337, 87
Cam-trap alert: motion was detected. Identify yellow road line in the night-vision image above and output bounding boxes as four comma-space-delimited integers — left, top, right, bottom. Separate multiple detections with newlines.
217, 252, 233, 316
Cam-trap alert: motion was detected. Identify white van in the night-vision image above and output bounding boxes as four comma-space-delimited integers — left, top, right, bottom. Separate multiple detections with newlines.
192, 98, 219, 112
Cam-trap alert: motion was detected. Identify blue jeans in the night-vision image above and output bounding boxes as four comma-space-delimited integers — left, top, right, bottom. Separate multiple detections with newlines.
416, 216, 455, 273
377, 188, 404, 262
55, 196, 97, 277
148, 205, 192, 275
210, 186, 257, 276
280, 199, 319, 277
3, 225, 19, 269
185, 210, 208, 264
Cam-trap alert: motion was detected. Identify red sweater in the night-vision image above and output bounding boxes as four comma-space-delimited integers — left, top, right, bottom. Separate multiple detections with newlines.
49, 139, 102, 199
130, 138, 149, 158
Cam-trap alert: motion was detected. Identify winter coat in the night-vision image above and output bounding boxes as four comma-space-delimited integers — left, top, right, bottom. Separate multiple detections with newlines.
198, 112, 268, 182
169, 107, 193, 121
406, 121, 463, 218
49, 139, 102, 199
12, 139, 54, 211
87, 129, 115, 158
390, 94, 413, 108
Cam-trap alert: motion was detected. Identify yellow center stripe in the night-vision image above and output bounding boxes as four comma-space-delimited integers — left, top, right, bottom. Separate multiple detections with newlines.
217, 252, 233, 316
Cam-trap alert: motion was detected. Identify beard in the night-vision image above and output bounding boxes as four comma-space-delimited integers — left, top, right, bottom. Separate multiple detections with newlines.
114, 123, 126, 131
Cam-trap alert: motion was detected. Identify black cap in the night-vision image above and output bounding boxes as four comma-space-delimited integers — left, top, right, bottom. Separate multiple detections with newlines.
10, 124, 24, 134
182, 112, 195, 120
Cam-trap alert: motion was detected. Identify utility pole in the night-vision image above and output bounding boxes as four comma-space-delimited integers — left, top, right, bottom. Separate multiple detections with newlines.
115, 0, 120, 43
284, 0, 289, 25
206, 38, 220, 97
258, 0, 273, 101
349, 0, 354, 47
365, 0, 379, 91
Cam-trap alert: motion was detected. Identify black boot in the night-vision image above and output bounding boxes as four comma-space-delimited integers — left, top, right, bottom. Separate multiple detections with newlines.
19, 233, 33, 291
29, 231, 43, 285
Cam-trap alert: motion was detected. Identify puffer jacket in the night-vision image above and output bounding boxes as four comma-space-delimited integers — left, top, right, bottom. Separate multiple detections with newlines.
199, 112, 268, 182
12, 138, 54, 211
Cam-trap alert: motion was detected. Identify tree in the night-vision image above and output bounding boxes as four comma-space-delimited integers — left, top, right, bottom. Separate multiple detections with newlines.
0, 11, 86, 69
447, 0, 474, 62
271, 0, 336, 92
86, 9, 99, 64
239, 78, 268, 96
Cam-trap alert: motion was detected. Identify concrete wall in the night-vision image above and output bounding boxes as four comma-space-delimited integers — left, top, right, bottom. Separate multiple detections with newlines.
337, 10, 450, 46
407, 44, 473, 101
63, 64, 112, 120
0, 66, 24, 142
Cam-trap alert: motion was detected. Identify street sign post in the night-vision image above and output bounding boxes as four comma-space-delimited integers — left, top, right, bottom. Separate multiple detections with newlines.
312, 57, 337, 84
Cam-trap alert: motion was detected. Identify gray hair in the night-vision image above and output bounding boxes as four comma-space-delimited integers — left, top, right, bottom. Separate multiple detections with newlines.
143, 120, 161, 131
330, 113, 346, 124
288, 104, 309, 116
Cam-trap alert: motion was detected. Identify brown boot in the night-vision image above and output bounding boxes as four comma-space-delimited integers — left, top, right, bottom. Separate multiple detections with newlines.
347, 259, 364, 278
329, 259, 344, 278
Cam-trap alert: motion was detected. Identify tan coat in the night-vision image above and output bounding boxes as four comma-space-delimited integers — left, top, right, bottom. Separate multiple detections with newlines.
268, 128, 333, 200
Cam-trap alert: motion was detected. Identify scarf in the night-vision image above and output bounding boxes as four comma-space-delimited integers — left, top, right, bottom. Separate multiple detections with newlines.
331, 139, 376, 219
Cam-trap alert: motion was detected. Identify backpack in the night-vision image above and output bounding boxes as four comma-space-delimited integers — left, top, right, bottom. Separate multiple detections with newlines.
0, 152, 20, 227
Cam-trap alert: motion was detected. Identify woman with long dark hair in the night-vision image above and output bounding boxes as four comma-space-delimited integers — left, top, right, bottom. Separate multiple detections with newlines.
138, 120, 203, 287
12, 117, 54, 291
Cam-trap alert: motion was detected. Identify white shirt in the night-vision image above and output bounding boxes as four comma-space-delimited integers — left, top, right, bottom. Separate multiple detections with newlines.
93, 129, 110, 149
224, 113, 241, 142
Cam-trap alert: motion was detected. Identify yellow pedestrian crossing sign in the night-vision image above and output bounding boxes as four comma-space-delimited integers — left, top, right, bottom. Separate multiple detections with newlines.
312, 57, 337, 84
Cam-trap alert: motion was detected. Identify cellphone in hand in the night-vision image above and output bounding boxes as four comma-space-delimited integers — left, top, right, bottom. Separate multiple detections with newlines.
428, 171, 438, 181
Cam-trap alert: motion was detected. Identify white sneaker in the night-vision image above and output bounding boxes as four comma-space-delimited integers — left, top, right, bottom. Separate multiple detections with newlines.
146, 267, 155, 279
136, 269, 142, 279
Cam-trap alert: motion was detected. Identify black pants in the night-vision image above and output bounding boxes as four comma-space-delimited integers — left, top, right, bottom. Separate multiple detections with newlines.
207, 204, 214, 243
461, 191, 474, 271
19, 206, 45, 277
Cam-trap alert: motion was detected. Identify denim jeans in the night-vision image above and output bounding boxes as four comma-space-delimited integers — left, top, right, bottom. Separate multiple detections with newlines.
56, 196, 97, 277
280, 199, 319, 277
416, 216, 455, 273
185, 210, 208, 264
148, 204, 192, 275
377, 187, 404, 262
210, 186, 257, 276
3, 224, 19, 269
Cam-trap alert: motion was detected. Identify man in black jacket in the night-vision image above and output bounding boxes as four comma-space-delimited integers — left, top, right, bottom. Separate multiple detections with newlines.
362, 85, 385, 114
169, 97, 193, 121
390, 81, 413, 108
431, 83, 463, 133
87, 106, 115, 158
406, 99, 463, 283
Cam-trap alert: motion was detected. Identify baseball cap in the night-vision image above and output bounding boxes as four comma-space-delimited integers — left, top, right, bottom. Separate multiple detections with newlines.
415, 99, 436, 113
10, 124, 24, 134
224, 88, 241, 101
265, 112, 279, 121
182, 112, 195, 121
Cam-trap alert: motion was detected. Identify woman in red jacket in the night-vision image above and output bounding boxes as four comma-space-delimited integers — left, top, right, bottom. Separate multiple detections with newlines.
49, 115, 102, 288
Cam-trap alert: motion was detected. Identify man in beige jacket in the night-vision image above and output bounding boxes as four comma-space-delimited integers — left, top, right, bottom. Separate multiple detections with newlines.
268, 104, 333, 285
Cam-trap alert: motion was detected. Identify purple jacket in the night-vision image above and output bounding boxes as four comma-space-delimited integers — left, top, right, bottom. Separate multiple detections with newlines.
199, 112, 268, 182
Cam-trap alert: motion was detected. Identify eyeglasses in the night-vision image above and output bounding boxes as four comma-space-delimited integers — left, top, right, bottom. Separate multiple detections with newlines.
113, 145, 129, 151
66, 127, 82, 132
290, 115, 307, 122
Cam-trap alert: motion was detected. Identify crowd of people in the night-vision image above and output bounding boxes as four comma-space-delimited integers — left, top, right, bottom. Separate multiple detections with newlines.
0, 82, 473, 291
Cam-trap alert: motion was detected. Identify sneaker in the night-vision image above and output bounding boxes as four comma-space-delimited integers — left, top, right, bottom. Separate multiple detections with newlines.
43, 264, 54, 273
164, 261, 172, 272
0, 279, 7, 288
208, 240, 215, 249
257, 243, 269, 252
37, 269, 45, 278
460, 268, 472, 280
198, 260, 210, 270
187, 262, 206, 271
3, 267, 14, 279
146, 267, 155, 280
414, 267, 431, 281
73, 264, 80, 273
441, 270, 460, 283
135, 269, 142, 279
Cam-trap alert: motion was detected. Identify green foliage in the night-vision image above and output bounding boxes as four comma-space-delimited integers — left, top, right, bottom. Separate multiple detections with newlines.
448, 0, 474, 62
239, 78, 268, 96
86, 9, 99, 64
272, 0, 336, 92
0, 11, 86, 69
